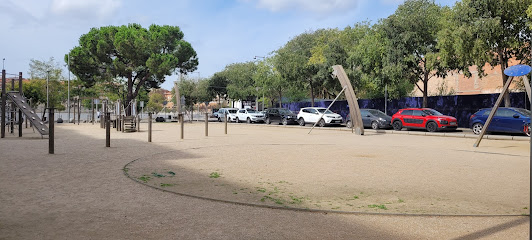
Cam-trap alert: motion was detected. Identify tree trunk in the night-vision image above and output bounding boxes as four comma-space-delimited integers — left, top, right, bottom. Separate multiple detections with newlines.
310, 82, 315, 107
499, 55, 510, 107
423, 79, 428, 108
278, 87, 282, 109
126, 75, 134, 116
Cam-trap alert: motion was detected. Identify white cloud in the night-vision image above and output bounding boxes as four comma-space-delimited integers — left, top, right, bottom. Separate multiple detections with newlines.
50, 0, 122, 20
250, 0, 359, 15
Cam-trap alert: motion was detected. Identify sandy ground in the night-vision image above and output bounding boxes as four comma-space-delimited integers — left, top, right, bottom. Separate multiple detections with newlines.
0, 121, 530, 239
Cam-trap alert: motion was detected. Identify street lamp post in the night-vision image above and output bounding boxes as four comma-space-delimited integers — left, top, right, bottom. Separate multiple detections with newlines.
67, 54, 70, 123
46, 70, 50, 109
254, 56, 266, 110
2, 58, 4, 70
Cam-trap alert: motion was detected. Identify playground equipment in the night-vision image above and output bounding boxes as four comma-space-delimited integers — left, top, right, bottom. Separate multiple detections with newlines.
1, 70, 48, 138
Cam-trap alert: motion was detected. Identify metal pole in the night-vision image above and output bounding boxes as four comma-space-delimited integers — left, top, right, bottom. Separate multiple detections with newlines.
205, 112, 208, 136
148, 112, 152, 142
18, 72, 22, 137
92, 98, 95, 125
10, 78, 14, 134
46, 71, 49, 109
180, 113, 184, 139
67, 54, 70, 126
385, 84, 388, 115
77, 99, 80, 125
105, 112, 110, 147
1, 69, 5, 138
73, 97, 76, 124
48, 108, 54, 154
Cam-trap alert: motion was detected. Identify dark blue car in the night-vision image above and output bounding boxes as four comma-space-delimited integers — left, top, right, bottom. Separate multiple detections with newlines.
469, 107, 531, 136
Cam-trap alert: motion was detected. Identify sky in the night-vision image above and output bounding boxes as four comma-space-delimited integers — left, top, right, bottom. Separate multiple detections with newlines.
0, 0, 458, 90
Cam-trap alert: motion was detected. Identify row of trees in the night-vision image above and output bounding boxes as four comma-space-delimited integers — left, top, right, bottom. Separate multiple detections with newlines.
208, 0, 532, 108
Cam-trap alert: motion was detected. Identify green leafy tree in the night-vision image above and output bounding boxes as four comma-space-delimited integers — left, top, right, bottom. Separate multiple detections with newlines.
439, 0, 532, 107
207, 73, 228, 106
222, 62, 258, 102
27, 58, 67, 111
381, 0, 446, 107
275, 31, 320, 106
66, 24, 198, 115
253, 57, 286, 108
146, 90, 165, 113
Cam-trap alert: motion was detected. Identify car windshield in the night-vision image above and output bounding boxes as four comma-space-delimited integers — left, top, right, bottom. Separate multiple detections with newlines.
422, 109, 443, 116
279, 109, 292, 114
247, 110, 257, 113
367, 109, 388, 118
513, 108, 531, 116
317, 109, 334, 114
228, 110, 237, 113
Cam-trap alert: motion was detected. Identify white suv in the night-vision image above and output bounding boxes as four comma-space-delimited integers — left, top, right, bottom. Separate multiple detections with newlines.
236, 109, 265, 123
217, 108, 238, 122
297, 107, 343, 127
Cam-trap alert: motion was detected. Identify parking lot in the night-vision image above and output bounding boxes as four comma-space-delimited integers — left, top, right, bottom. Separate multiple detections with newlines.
0, 122, 529, 239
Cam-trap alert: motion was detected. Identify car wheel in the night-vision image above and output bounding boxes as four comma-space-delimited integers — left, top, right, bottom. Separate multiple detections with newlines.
526, 124, 531, 137
318, 119, 326, 127
298, 118, 305, 126
247, 117, 251, 124
426, 122, 438, 132
472, 123, 483, 135
346, 120, 352, 128
371, 121, 379, 130
218, 117, 221, 122
392, 120, 402, 131
266, 118, 271, 124
282, 118, 288, 125
236, 117, 240, 123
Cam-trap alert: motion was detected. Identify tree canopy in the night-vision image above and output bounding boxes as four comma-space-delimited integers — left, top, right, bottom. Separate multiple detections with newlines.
66, 24, 198, 115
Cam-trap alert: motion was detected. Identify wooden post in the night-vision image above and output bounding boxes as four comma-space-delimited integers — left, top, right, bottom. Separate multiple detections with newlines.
205, 112, 208, 136
49, 108, 54, 154
148, 112, 152, 142
73, 97, 76, 124
179, 113, 184, 139
224, 112, 228, 134
137, 115, 140, 132
105, 112, 110, 147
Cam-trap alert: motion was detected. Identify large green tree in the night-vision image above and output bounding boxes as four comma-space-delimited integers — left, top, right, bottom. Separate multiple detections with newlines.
66, 24, 198, 115
207, 72, 228, 106
439, 0, 532, 107
222, 62, 258, 102
27, 58, 67, 111
381, 0, 446, 107
275, 31, 321, 106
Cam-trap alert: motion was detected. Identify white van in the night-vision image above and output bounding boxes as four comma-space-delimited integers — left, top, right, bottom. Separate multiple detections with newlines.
217, 108, 238, 122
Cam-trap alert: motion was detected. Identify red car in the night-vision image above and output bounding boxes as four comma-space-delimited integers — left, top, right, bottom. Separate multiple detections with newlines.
391, 108, 458, 132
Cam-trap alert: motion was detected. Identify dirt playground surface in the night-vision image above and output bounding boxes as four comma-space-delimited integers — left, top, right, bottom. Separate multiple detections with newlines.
0, 122, 529, 239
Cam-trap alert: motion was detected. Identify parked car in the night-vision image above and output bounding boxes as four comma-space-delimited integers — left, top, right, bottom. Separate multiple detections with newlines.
236, 109, 265, 123
264, 108, 298, 125
217, 108, 238, 122
297, 107, 343, 127
346, 109, 392, 129
469, 107, 531, 136
391, 108, 457, 132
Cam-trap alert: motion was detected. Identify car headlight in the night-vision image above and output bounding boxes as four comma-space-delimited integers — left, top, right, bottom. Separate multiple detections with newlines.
439, 119, 448, 124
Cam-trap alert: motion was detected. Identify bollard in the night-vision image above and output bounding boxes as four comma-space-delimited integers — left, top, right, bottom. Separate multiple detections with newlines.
179, 113, 184, 139
224, 113, 228, 134
137, 116, 141, 132
121, 115, 125, 132
205, 113, 208, 136
148, 113, 152, 142
49, 108, 54, 154
105, 112, 110, 147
